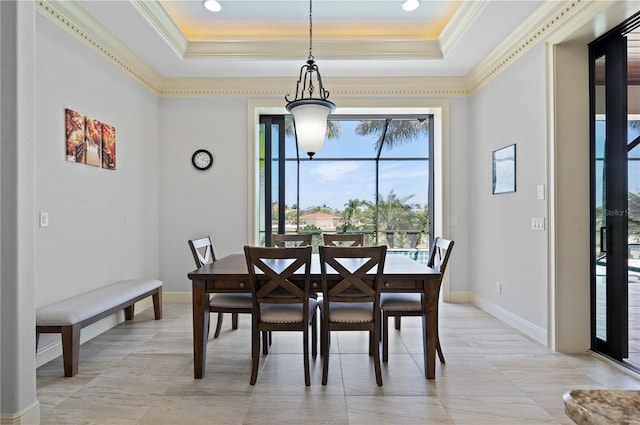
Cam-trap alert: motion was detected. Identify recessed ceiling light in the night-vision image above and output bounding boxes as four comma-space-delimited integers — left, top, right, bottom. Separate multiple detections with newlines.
203, 0, 222, 12
402, 0, 420, 12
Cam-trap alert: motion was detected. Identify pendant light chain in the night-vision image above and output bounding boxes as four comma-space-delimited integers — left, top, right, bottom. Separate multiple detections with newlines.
308, 0, 314, 61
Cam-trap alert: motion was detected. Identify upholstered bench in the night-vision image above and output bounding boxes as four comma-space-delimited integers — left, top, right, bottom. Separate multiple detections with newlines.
36, 278, 163, 377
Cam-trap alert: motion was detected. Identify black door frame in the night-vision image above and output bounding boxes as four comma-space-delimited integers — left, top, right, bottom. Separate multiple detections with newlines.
589, 20, 632, 361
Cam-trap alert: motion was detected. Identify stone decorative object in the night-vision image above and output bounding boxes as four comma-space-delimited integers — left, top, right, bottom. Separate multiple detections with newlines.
563, 389, 640, 424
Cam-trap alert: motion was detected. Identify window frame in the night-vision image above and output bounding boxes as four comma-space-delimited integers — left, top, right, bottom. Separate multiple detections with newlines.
258, 114, 434, 249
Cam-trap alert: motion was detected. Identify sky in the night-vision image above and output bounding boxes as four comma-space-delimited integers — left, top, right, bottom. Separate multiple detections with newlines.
278, 120, 430, 210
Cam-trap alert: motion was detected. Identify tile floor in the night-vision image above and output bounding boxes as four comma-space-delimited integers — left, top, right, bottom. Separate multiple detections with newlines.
37, 302, 640, 424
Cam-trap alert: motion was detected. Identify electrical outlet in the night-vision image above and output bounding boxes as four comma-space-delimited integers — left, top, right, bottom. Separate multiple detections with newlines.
496, 282, 502, 294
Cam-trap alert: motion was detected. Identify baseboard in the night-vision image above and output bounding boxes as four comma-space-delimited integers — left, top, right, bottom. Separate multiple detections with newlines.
0, 400, 40, 425
446, 290, 471, 303
36, 298, 154, 368
470, 293, 548, 346
164, 291, 192, 303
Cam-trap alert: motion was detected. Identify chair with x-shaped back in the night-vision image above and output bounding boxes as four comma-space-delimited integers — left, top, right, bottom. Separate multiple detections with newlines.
380, 237, 454, 363
323, 233, 364, 247
271, 234, 312, 247
319, 245, 387, 386
188, 236, 253, 339
244, 245, 317, 386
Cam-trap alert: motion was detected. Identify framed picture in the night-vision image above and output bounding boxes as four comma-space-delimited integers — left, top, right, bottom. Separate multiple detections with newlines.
492, 144, 516, 194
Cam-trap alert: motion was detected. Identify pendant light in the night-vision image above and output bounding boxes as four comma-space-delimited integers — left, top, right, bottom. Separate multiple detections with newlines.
285, 0, 335, 159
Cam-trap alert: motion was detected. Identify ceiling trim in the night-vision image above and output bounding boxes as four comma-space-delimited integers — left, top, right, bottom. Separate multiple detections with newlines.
132, 0, 188, 59
184, 39, 444, 60
37, 0, 164, 96
159, 76, 470, 98
438, 1, 486, 55
466, 0, 593, 93
36, 0, 601, 99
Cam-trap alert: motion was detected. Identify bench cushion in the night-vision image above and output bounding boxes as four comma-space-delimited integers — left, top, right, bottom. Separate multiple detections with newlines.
36, 278, 162, 326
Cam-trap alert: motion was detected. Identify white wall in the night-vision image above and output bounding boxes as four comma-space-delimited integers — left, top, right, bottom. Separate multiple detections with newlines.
468, 43, 549, 342
34, 14, 160, 307
159, 97, 250, 293
447, 97, 471, 299
157, 96, 474, 298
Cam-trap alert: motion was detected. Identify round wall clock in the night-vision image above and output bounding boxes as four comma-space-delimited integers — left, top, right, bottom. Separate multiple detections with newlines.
191, 149, 213, 171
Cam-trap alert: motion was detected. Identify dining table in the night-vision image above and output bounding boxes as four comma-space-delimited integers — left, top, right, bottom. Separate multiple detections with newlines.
187, 252, 443, 379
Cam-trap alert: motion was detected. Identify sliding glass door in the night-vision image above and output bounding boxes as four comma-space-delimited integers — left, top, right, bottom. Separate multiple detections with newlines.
590, 14, 640, 369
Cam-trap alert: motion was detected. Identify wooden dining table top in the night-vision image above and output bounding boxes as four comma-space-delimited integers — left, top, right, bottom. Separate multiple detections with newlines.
187, 252, 441, 282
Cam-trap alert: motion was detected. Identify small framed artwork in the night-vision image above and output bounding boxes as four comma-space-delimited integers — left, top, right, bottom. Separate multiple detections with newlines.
492, 144, 516, 194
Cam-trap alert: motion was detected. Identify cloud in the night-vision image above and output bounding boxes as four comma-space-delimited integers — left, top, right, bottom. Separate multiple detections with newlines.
310, 162, 361, 182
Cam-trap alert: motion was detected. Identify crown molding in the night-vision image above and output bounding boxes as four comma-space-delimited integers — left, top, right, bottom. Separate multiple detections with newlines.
132, 0, 188, 58
159, 77, 470, 98
465, 0, 594, 94
185, 39, 444, 60
438, 0, 486, 55
36, 0, 164, 96
37, 0, 603, 100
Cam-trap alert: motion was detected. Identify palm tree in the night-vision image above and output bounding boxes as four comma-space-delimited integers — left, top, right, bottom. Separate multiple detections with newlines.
375, 190, 418, 248
355, 118, 429, 151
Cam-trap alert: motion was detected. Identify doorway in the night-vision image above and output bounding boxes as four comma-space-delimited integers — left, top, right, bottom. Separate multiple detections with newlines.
590, 13, 640, 370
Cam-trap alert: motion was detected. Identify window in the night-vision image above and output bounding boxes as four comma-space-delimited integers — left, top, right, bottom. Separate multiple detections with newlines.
258, 114, 433, 259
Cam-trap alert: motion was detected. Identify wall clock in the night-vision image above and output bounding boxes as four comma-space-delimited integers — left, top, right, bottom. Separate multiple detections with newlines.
191, 149, 213, 171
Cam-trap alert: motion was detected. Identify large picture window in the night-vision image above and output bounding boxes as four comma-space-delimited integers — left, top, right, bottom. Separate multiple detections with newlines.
258, 115, 434, 260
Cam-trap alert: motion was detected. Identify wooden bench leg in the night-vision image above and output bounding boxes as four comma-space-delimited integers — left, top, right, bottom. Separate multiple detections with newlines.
124, 304, 135, 320
153, 289, 162, 320
61, 324, 81, 377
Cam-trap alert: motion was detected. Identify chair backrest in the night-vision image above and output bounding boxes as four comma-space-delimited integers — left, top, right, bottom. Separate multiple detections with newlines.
271, 234, 312, 247
427, 237, 454, 277
319, 245, 386, 308
244, 245, 313, 313
323, 234, 364, 247
188, 236, 219, 267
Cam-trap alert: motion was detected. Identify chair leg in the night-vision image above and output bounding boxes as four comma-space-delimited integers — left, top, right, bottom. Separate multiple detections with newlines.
382, 311, 389, 363
250, 322, 260, 385
262, 331, 269, 354
311, 313, 317, 357
394, 316, 401, 330
368, 331, 374, 356
373, 321, 383, 386
303, 328, 310, 386
213, 313, 224, 339
322, 326, 330, 385
436, 336, 445, 364
232, 313, 239, 330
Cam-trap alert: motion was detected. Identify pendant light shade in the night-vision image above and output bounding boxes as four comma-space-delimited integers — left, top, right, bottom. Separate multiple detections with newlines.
286, 98, 335, 158
285, 0, 335, 159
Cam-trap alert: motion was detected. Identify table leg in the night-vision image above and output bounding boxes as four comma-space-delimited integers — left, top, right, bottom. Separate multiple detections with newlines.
192, 280, 210, 379
422, 282, 440, 379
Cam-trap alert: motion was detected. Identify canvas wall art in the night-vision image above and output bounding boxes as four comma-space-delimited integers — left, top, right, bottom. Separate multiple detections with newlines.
64, 108, 116, 170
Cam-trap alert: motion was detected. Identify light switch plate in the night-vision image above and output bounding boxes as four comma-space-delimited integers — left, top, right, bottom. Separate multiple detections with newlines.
39, 212, 49, 228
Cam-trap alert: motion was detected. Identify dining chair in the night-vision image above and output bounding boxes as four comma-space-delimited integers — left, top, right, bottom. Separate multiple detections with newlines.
271, 233, 312, 247
319, 245, 387, 386
323, 233, 364, 247
188, 236, 253, 339
243, 245, 318, 386
380, 237, 454, 363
